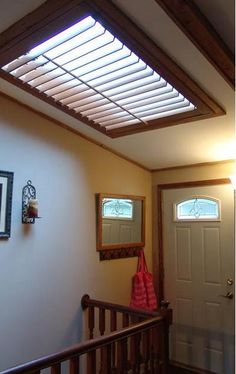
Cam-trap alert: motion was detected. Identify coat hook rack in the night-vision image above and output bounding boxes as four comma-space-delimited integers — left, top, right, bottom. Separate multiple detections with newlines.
22, 180, 41, 224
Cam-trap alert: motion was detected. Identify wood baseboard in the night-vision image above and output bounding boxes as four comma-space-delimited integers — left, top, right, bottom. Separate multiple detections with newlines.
169, 361, 216, 374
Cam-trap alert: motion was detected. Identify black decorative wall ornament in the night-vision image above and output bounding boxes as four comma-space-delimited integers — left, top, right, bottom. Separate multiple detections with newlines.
22, 180, 40, 224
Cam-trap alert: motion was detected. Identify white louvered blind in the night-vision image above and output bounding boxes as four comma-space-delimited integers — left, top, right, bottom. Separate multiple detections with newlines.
2, 16, 195, 131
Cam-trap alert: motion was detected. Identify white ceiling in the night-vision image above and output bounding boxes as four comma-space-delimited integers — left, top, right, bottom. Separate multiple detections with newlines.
0, 0, 235, 170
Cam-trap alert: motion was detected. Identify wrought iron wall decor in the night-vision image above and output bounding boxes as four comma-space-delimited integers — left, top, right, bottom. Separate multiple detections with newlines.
0, 170, 14, 238
22, 180, 40, 224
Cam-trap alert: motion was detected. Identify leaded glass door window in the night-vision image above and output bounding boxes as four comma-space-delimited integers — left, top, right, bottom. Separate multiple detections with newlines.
174, 196, 220, 221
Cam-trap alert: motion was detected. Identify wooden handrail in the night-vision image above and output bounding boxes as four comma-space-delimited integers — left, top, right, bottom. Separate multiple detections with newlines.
81, 294, 172, 325
1, 295, 172, 374
0, 317, 164, 374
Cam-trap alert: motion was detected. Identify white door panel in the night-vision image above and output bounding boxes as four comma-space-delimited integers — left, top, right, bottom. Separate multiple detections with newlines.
163, 184, 234, 373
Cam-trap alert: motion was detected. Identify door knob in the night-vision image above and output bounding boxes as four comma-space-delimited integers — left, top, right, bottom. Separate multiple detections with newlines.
219, 292, 234, 299
226, 278, 234, 286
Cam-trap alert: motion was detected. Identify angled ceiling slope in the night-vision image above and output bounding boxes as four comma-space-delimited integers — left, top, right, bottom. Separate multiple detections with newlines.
155, 0, 235, 89
0, 0, 225, 138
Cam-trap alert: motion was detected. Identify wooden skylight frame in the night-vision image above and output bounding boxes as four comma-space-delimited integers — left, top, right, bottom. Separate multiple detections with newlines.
0, 0, 225, 138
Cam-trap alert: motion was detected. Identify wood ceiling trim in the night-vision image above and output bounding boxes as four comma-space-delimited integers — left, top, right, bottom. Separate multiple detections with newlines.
155, 0, 235, 89
151, 159, 236, 173
108, 109, 219, 138
0, 0, 226, 138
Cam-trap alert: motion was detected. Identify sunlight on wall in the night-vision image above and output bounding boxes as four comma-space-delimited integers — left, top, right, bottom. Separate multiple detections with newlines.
229, 162, 236, 190
212, 140, 236, 161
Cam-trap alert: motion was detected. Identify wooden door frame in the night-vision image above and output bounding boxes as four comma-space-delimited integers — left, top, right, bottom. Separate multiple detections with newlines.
155, 178, 231, 302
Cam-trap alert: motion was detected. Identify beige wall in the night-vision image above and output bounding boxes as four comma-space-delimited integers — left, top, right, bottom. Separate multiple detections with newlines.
152, 161, 235, 185
0, 94, 152, 370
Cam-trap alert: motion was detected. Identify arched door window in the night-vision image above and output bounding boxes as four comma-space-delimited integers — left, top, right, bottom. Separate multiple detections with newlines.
175, 196, 220, 221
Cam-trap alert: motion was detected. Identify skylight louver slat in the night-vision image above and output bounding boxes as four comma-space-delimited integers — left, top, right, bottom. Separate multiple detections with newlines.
88, 60, 147, 87
92, 96, 184, 123
122, 90, 178, 110
71, 46, 131, 79
101, 73, 160, 97
129, 95, 185, 115
73, 98, 110, 113
87, 107, 124, 120
109, 80, 166, 102
13, 60, 54, 81
68, 93, 103, 109
137, 99, 190, 118
30, 17, 97, 62
81, 103, 117, 117
2, 14, 196, 136
61, 88, 97, 105
105, 119, 141, 130
40, 75, 76, 94
12, 57, 48, 78
30, 68, 66, 87
3, 17, 97, 74
44, 22, 103, 61
99, 113, 135, 126
140, 103, 195, 122
78, 53, 138, 83
51, 82, 87, 100
116, 85, 172, 106
4, 57, 34, 73
58, 35, 120, 71
94, 65, 152, 92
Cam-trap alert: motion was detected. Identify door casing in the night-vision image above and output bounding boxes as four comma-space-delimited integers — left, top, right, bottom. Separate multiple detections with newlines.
155, 178, 231, 302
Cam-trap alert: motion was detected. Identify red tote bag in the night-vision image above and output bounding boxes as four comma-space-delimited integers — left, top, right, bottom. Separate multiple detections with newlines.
130, 250, 158, 311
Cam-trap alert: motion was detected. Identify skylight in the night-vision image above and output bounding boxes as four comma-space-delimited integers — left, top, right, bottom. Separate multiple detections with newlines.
2, 15, 195, 134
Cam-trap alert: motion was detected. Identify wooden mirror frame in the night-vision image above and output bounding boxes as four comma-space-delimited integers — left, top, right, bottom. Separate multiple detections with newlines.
96, 193, 145, 260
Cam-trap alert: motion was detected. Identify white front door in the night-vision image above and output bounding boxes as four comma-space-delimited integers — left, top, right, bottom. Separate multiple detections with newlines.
162, 184, 235, 373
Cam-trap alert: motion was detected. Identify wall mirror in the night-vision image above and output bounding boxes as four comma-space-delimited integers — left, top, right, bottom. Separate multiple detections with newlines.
96, 193, 145, 259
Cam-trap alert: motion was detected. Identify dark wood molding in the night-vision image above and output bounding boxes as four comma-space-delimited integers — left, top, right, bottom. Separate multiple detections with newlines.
99, 247, 141, 261
151, 159, 236, 172
155, 178, 231, 301
0, 0, 225, 138
155, 0, 235, 89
